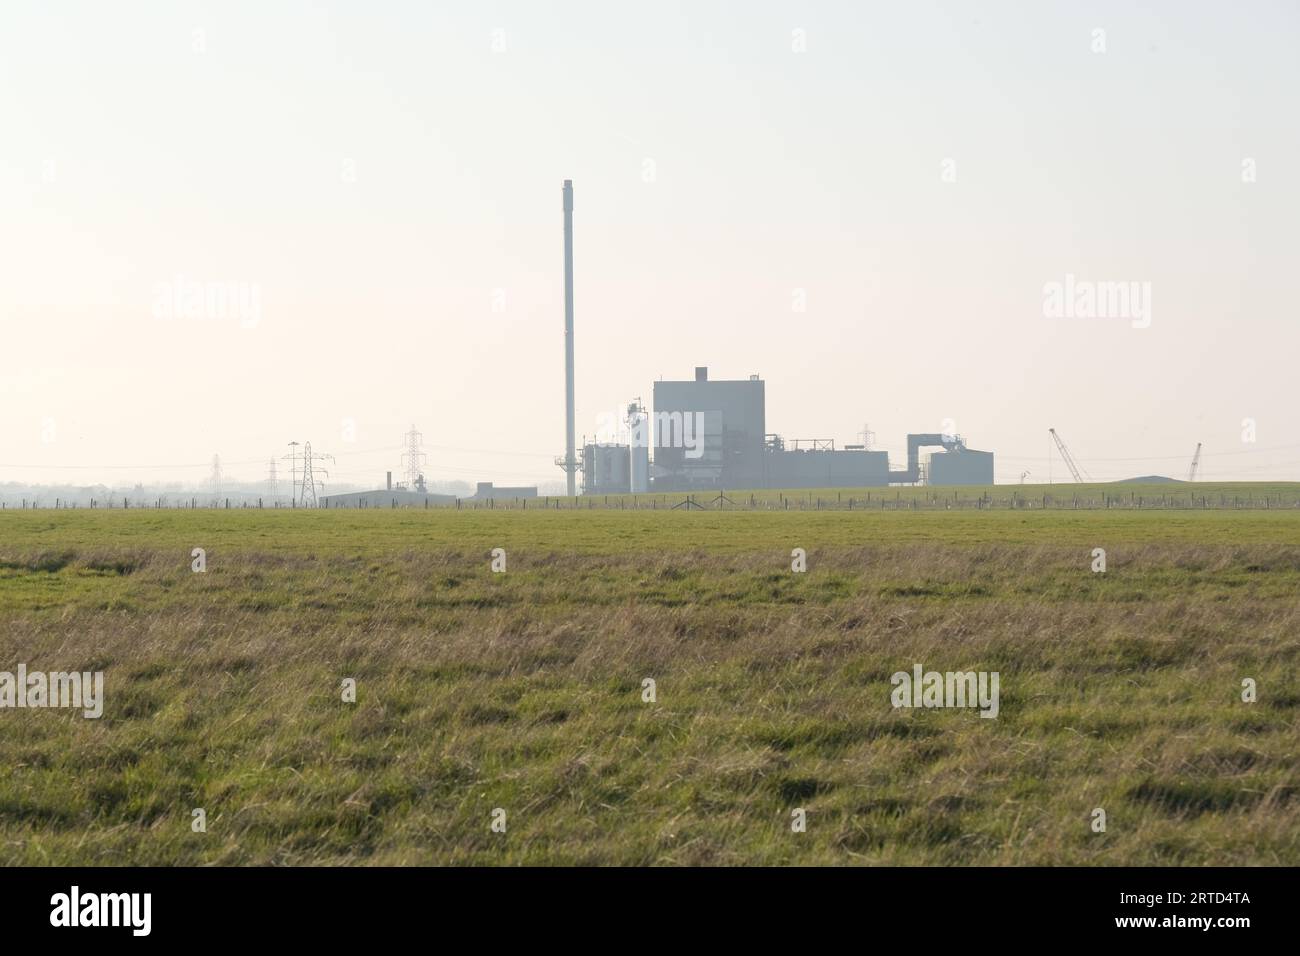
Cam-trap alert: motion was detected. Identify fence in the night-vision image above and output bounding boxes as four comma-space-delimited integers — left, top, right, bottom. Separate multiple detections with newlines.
6, 489, 1299, 512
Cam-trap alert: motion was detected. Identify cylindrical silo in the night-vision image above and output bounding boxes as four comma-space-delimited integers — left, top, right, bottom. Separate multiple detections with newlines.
627, 402, 650, 493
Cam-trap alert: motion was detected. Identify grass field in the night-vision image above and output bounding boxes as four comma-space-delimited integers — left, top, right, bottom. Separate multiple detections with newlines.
1, 505, 1297, 865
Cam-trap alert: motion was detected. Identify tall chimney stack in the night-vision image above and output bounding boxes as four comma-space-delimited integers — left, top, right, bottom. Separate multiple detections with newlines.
563, 179, 576, 496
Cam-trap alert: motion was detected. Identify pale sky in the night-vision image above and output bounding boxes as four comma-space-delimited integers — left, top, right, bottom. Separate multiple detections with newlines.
2, 0, 1297, 489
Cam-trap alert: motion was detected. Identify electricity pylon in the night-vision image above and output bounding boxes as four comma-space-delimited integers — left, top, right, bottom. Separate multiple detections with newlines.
209, 454, 223, 496
298, 442, 334, 507
401, 425, 426, 489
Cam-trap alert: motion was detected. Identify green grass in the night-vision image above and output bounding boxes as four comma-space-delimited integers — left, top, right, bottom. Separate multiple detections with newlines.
0, 507, 1296, 865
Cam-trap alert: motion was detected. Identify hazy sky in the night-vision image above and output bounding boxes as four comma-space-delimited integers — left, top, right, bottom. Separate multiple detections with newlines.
2, 0, 1297, 489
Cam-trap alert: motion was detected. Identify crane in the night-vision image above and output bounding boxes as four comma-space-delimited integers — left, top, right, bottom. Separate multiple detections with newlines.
1048, 428, 1086, 483
1187, 442, 1202, 482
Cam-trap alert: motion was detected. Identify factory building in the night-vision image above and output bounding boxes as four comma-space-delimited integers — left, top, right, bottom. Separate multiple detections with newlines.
320, 488, 457, 508
471, 482, 538, 500
764, 441, 890, 488
651, 367, 766, 491
320, 469, 458, 507
926, 448, 994, 486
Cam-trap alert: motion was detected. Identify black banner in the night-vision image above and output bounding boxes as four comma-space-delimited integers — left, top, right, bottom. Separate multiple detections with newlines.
0, 866, 1282, 942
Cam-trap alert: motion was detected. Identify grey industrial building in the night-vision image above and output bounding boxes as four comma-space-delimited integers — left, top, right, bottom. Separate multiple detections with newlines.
764, 442, 890, 488
320, 469, 457, 507
471, 482, 538, 500
928, 448, 994, 485
652, 366, 766, 490
582, 366, 995, 493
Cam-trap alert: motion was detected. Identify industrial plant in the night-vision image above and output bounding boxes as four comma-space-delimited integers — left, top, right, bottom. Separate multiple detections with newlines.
580, 366, 993, 493
557, 180, 995, 495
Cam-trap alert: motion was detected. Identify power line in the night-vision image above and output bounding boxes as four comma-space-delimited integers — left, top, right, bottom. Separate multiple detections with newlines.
0, 443, 407, 471
996, 442, 1300, 463
282, 442, 301, 505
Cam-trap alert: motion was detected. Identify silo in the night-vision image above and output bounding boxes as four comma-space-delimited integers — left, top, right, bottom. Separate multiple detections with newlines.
600, 444, 631, 493
627, 401, 650, 493
582, 442, 632, 494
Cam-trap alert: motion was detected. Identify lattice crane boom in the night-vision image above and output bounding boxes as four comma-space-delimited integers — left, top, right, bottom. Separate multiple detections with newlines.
1049, 428, 1086, 483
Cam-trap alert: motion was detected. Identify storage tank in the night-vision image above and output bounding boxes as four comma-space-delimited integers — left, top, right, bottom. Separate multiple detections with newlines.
627, 401, 650, 493
582, 442, 631, 494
